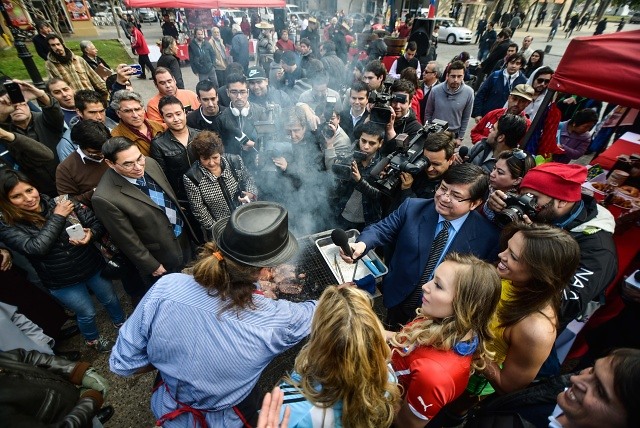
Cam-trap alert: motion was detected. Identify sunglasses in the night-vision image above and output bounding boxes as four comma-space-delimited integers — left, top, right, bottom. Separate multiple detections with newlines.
511, 149, 527, 160
536, 78, 551, 84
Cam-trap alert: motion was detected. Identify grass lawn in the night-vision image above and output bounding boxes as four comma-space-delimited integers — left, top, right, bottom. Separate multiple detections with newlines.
0, 39, 132, 81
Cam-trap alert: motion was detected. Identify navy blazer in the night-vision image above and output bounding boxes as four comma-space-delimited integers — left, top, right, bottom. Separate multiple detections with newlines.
358, 198, 500, 308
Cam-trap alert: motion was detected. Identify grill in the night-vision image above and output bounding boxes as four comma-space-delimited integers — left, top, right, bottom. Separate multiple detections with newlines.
279, 231, 338, 302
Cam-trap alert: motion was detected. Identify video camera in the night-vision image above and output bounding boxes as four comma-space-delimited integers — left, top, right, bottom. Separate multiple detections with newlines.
495, 192, 542, 226
368, 77, 398, 125
318, 95, 338, 139
370, 119, 449, 195
254, 103, 292, 172
331, 150, 369, 180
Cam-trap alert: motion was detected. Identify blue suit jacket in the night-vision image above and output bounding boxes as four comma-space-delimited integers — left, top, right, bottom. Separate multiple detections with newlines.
358, 198, 500, 308
472, 70, 527, 117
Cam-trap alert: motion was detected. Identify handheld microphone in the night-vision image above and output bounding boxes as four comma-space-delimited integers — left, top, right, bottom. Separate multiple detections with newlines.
458, 146, 469, 160
370, 155, 391, 178
331, 228, 353, 258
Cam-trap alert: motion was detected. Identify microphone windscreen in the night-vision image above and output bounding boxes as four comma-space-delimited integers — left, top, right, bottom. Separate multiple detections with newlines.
370, 156, 391, 178
459, 146, 469, 159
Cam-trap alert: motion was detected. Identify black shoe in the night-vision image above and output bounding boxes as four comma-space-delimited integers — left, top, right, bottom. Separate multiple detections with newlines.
96, 405, 115, 424
137, 75, 147, 80
58, 324, 80, 341
54, 350, 82, 361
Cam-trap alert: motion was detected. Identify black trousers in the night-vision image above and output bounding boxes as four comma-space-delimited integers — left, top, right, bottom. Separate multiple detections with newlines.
138, 54, 155, 77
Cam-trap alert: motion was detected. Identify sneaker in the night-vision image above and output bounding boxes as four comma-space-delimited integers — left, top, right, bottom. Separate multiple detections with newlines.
85, 336, 114, 352
113, 318, 127, 329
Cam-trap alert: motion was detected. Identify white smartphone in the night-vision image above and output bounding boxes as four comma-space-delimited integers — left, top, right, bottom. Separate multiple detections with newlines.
66, 224, 85, 240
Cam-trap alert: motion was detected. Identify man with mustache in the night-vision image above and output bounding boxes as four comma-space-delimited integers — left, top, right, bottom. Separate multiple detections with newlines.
44, 34, 107, 99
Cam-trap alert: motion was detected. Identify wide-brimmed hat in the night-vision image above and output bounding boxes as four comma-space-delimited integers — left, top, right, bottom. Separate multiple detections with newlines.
308, 17, 317, 24
341, 22, 350, 31
256, 21, 274, 29
212, 202, 298, 267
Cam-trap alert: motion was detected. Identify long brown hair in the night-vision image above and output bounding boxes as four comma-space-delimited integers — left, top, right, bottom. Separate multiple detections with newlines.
191, 242, 262, 313
286, 286, 400, 427
0, 170, 45, 226
389, 253, 502, 372
498, 222, 580, 328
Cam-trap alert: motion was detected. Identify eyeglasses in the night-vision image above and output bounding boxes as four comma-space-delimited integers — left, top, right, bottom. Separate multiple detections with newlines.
228, 89, 248, 96
119, 106, 144, 114
535, 78, 551, 84
436, 184, 474, 203
511, 149, 527, 160
117, 154, 146, 171
424, 70, 436, 74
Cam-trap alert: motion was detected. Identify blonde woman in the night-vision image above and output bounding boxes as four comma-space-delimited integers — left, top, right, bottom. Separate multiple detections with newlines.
389, 253, 502, 427
280, 286, 400, 427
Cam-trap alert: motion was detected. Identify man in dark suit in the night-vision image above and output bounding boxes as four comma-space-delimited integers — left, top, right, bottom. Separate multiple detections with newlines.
92, 137, 193, 288
345, 163, 500, 329
339, 81, 370, 142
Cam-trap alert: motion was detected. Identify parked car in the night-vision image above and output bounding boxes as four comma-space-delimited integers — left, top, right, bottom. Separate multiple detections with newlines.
220, 9, 245, 24
137, 8, 157, 23
630, 12, 640, 24
435, 17, 472, 44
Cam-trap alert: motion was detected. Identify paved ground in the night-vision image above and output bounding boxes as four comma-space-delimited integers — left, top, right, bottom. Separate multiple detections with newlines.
50, 19, 638, 427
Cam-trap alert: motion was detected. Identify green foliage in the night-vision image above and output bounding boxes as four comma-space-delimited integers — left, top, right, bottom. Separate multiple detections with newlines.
0, 39, 131, 80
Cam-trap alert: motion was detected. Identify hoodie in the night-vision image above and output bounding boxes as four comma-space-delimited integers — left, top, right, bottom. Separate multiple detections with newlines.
524, 66, 550, 119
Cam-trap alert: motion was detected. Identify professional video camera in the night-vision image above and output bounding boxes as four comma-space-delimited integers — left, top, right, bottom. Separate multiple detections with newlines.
254, 103, 292, 172
494, 192, 542, 226
318, 95, 338, 139
370, 119, 449, 195
331, 150, 369, 180
368, 77, 396, 125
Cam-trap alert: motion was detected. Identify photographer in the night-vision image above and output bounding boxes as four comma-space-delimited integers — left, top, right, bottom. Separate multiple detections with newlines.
332, 122, 387, 230
321, 107, 351, 170
486, 162, 617, 328
382, 79, 423, 155
393, 131, 456, 208
298, 74, 342, 115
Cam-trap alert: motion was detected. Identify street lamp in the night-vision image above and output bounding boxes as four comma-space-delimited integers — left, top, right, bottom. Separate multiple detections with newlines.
0, 3, 45, 89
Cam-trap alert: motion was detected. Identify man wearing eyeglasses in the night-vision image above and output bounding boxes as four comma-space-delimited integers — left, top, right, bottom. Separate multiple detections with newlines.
470, 84, 533, 145
93, 137, 195, 290
110, 89, 164, 157
524, 66, 554, 119
343, 163, 500, 329
145, 67, 200, 124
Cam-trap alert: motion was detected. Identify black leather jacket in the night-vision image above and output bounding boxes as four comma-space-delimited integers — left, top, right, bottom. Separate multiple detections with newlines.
0, 349, 102, 427
0, 195, 105, 289
150, 127, 200, 202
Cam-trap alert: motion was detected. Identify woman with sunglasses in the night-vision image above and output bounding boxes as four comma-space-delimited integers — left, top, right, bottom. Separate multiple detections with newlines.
0, 170, 125, 352
523, 49, 544, 78
483, 149, 536, 220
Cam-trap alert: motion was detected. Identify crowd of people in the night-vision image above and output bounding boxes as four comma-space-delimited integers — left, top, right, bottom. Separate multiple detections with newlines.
0, 7, 638, 428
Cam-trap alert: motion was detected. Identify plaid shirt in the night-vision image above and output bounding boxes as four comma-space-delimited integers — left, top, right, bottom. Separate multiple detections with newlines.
45, 52, 108, 98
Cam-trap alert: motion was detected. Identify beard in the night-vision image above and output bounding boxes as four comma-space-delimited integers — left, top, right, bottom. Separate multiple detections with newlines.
50, 47, 73, 64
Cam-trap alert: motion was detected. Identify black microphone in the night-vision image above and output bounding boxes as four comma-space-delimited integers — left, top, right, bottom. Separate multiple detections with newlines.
370, 155, 391, 178
458, 146, 469, 160
331, 228, 353, 258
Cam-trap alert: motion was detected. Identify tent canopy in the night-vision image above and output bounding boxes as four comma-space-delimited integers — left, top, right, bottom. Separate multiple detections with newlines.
549, 30, 640, 110
125, 0, 285, 8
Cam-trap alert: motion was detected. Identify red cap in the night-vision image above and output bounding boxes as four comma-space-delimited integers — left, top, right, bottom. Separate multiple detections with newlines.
520, 163, 587, 202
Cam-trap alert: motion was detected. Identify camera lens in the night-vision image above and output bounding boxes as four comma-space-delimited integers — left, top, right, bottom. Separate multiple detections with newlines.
495, 207, 524, 227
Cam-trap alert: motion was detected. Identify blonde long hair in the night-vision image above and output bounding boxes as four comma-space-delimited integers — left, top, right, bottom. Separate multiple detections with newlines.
287, 286, 401, 427
389, 253, 501, 372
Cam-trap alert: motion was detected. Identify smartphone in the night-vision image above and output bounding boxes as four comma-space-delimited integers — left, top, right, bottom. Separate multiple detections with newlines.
128, 64, 143, 76
3, 82, 25, 104
66, 224, 86, 240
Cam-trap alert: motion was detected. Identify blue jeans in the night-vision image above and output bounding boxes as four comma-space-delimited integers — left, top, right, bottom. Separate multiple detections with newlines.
50, 271, 125, 341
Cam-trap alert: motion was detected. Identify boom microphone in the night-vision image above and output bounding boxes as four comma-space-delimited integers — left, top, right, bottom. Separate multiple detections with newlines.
331, 228, 353, 258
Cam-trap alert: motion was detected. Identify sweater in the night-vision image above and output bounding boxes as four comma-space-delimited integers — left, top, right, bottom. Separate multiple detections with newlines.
55, 151, 109, 207
146, 89, 201, 124
110, 119, 165, 156
424, 82, 474, 136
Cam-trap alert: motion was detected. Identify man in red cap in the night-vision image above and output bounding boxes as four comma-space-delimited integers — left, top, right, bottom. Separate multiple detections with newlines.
487, 162, 617, 329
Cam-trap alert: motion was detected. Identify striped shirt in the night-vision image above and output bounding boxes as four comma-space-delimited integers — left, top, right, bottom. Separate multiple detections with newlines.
45, 53, 107, 97
110, 273, 316, 427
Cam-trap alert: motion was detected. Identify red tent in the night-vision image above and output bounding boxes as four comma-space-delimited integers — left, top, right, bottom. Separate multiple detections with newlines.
125, 0, 285, 8
548, 29, 640, 110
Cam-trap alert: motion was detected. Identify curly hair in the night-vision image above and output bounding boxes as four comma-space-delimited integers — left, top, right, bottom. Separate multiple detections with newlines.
389, 253, 502, 373
190, 130, 224, 158
286, 286, 401, 427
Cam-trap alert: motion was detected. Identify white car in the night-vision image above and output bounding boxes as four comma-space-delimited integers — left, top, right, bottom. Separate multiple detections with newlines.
220, 9, 245, 24
435, 17, 472, 44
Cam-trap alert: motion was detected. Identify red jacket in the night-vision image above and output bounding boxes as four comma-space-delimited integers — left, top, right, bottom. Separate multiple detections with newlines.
130, 27, 149, 55
470, 108, 531, 144
276, 39, 296, 52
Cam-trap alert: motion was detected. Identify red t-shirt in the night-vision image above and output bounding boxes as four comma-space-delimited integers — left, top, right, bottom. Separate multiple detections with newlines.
391, 345, 473, 421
